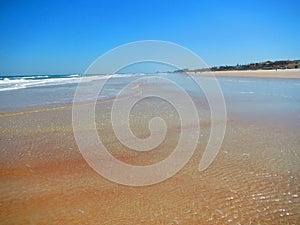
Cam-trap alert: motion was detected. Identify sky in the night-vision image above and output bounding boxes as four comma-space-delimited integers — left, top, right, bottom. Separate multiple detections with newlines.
0, 0, 299, 75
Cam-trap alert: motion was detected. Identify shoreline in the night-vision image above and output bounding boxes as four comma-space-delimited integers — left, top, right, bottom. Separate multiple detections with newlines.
183, 68, 300, 79
1, 79, 300, 224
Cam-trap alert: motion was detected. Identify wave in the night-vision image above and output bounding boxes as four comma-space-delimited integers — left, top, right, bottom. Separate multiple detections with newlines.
0, 74, 140, 92
0, 77, 80, 92
239, 91, 255, 94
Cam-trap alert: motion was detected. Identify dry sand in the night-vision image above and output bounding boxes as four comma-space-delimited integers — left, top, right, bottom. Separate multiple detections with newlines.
186, 68, 300, 79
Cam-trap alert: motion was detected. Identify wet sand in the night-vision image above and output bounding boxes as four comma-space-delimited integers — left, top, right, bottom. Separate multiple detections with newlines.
186, 68, 300, 79
0, 96, 299, 224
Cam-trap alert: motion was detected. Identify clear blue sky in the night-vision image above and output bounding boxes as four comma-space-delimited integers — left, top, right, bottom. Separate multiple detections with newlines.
0, 0, 299, 75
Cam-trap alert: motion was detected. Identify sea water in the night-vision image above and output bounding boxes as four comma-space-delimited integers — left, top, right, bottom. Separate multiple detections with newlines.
1, 73, 299, 132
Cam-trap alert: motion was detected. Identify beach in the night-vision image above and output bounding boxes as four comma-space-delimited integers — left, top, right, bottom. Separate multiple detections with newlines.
187, 68, 300, 79
0, 73, 300, 224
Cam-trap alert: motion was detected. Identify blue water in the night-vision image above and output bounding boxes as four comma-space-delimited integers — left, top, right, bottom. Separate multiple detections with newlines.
0, 73, 299, 131
219, 77, 300, 131
0, 73, 142, 112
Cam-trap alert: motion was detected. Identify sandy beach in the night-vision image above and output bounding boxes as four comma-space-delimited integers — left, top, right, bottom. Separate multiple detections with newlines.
2, 0, 299, 223
1, 102, 299, 224
186, 68, 300, 79
0, 74, 300, 224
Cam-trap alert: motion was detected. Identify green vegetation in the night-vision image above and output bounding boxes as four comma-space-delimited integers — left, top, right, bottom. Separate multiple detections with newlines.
173, 60, 300, 73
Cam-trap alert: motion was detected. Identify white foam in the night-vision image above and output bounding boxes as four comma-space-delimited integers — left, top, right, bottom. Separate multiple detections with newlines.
0, 74, 140, 92
240, 91, 255, 94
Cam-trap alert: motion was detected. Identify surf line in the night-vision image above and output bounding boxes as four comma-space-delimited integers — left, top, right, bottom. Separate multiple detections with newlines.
0, 90, 142, 118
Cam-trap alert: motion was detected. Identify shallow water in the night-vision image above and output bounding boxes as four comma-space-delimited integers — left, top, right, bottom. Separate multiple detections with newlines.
0, 74, 299, 224
1, 73, 299, 131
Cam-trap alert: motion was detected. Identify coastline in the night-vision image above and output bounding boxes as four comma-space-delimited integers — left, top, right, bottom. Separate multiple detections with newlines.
1, 75, 299, 224
184, 68, 300, 79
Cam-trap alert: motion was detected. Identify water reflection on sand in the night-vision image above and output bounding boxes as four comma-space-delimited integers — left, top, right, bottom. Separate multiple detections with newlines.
0, 75, 299, 224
